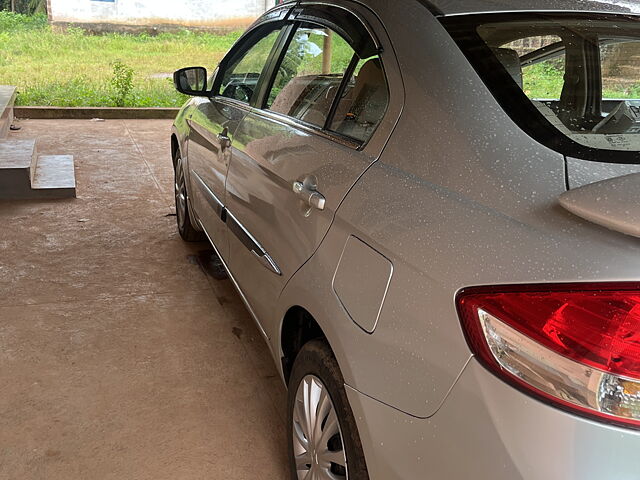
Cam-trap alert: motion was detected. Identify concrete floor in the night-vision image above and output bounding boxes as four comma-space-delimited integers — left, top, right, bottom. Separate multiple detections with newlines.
0, 119, 289, 479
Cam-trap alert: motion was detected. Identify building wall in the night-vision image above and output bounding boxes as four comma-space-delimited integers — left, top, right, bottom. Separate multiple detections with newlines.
49, 0, 272, 28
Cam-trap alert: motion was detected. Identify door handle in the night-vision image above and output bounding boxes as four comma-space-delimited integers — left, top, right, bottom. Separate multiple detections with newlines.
217, 127, 231, 150
293, 176, 326, 211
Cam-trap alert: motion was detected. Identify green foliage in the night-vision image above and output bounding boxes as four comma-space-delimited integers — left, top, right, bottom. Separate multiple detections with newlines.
0, 10, 47, 30
522, 56, 640, 100
0, 0, 46, 14
0, 17, 240, 107
110, 61, 135, 107
522, 58, 565, 99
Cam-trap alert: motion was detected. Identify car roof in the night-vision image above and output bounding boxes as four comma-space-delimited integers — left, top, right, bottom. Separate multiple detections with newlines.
420, 0, 640, 16
286, 0, 640, 17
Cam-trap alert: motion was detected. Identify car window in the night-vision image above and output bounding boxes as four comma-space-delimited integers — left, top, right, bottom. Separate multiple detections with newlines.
455, 17, 640, 155
328, 55, 389, 142
601, 40, 640, 101
502, 35, 565, 100
266, 24, 355, 128
265, 22, 389, 142
218, 28, 282, 104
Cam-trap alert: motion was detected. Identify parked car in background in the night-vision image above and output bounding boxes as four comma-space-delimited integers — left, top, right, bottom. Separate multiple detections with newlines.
171, 0, 640, 478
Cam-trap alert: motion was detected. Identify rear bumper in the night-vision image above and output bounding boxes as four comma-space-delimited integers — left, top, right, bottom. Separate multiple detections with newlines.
347, 358, 640, 479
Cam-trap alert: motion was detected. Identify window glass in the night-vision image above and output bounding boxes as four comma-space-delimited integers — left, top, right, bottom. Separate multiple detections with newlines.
219, 29, 282, 104
267, 25, 355, 128
503, 36, 565, 100
329, 55, 389, 142
467, 18, 640, 153
601, 40, 640, 100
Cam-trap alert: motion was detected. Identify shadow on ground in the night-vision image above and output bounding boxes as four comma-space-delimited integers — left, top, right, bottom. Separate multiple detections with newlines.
0, 119, 288, 479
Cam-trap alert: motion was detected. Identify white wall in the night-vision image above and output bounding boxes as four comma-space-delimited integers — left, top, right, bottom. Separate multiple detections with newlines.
50, 0, 272, 27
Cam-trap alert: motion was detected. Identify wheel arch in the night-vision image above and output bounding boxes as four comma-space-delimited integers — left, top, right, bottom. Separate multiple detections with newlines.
280, 305, 335, 384
170, 133, 180, 167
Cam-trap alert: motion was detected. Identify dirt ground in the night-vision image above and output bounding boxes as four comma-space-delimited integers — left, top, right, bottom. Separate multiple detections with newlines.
0, 119, 289, 479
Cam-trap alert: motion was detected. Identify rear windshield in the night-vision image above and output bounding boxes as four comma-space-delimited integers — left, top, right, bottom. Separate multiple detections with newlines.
443, 14, 640, 163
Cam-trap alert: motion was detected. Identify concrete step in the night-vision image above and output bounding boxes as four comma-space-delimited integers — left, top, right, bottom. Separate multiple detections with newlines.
31, 155, 76, 198
0, 86, 17, 140
0, 139, 37, 198
0, 139, 76, 199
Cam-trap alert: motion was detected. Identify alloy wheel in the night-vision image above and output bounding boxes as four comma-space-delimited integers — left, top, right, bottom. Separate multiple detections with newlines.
174, 157, 187, 230
292, 375, 348, 480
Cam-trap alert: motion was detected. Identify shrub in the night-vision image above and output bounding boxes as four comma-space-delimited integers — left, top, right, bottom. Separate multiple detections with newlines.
0, 10, 47, 31
110, 61, 135, 107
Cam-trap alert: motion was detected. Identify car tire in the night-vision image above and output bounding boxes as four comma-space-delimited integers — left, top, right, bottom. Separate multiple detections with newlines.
174, 154, 204, 242
287, 339, 369, 480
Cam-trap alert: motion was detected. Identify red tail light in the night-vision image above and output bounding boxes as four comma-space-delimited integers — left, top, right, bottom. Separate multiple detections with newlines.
457, 283, 640, 428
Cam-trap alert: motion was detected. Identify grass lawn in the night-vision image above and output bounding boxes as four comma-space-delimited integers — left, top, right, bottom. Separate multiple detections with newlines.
0, 12, 241, 107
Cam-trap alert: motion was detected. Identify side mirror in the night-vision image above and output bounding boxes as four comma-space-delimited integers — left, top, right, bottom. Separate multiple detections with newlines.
174, 67, 209, 96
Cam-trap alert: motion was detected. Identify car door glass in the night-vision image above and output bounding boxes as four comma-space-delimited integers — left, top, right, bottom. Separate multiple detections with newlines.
601, 40, 640, 101
219, 29, 282, 104
501, 36, 565, 100
266, 24, 356, 128
329, 55, 389, 142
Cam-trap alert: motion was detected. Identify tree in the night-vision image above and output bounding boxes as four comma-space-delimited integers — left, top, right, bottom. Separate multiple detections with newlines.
0, 0, 46, 13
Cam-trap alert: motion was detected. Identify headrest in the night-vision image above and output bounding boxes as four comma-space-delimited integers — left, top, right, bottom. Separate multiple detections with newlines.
351, 58, 387, 123
492, 48, 523, 89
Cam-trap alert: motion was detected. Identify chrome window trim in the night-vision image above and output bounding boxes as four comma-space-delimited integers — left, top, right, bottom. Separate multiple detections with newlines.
248, 107, 363, 150
213, 96, 255, 112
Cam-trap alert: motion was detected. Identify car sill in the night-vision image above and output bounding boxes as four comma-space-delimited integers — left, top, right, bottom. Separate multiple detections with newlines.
197, 219, 270, 341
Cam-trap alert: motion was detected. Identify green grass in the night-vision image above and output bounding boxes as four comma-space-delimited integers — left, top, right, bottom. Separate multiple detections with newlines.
0, 11, 241, 107
523, 61, 565, 99
523, 57, 640, 100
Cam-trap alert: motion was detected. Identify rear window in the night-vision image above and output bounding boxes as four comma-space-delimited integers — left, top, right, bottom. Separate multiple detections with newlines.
443, 14, 640, 163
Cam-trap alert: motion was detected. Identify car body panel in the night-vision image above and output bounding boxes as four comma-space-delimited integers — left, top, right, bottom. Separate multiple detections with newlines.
224, 0, 405, 340
276, 0, 640, 419
170, 0, 640, 475
187, 97, 248, 259
347, 358, 640, 480
225, 115, 377, 339
422, 0, 640, 16
566, 156, 640, 188
332, 235, 393, 333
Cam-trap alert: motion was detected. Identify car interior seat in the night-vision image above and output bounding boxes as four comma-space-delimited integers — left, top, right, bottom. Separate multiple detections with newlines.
492, 48, 523, 88
331, 58, 388, 141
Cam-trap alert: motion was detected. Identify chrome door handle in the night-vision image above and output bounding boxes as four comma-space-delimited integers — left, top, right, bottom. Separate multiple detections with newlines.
293, 177, 325, 211
217, 127, 231, 150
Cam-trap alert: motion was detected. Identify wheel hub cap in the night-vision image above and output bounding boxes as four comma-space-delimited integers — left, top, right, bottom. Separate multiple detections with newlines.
292, 375, 348, 479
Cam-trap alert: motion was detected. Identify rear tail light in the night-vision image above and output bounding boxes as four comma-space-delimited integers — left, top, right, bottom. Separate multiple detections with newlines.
456, 283, 640, 428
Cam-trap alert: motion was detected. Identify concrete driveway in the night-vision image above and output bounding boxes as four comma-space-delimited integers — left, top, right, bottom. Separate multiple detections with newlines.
0, 119, 289, 479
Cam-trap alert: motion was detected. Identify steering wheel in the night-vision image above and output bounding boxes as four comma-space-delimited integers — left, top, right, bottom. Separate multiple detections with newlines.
593, 101, 634, 134
222, 84, 254, 103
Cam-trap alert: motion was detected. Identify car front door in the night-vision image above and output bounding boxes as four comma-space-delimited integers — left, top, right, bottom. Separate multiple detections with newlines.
187, 13, 290, 260
224, 2, 403, 339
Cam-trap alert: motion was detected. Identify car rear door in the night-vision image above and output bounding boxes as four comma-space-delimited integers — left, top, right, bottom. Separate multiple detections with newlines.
223, 2, 404, 339
187, 8, 291, 260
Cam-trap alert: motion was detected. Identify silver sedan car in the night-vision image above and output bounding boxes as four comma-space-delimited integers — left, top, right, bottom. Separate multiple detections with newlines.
171, 0, 640, 478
